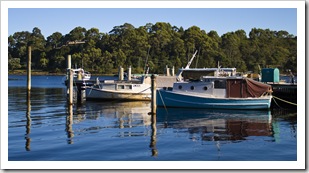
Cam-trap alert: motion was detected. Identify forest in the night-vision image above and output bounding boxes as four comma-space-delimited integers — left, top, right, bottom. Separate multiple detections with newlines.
8, 22, 297, 75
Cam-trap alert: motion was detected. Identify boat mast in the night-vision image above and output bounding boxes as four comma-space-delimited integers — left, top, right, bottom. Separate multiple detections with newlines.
176, 50, 198, 81
185, 50, 198, 69
144, 46, 151, 75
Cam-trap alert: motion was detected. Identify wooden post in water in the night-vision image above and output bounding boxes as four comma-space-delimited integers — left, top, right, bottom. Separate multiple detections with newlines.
27, 46, 31, 91
76, 84, 86, 104
119, 66, 124, 80
68, 69, 74, 105
150, 74, 157, 156
67, 55, 71, 69
151, 74, 157, 115
172, 66, 175, 76
66, 55, 74, 105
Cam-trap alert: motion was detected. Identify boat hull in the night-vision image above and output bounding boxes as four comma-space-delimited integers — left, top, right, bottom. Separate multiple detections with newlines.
157, 89, 272, 110
86, 87, 151, 101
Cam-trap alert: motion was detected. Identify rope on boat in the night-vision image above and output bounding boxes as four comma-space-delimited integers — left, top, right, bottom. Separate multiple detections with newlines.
272, 96, 283, 109
272, 95, 297, 106
157, 89, 168, 114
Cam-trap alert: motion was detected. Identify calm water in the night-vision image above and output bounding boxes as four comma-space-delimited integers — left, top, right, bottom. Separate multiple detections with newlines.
8, 75, 297, 161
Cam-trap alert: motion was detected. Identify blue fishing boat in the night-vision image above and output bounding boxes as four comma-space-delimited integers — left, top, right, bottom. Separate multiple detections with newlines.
157, 52, 273, 110
157, 75, 272, 110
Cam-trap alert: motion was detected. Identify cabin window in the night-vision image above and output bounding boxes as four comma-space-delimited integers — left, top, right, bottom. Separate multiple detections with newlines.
204, 79, 211, 82
190, 86, 195, 90
203, 86, 208, 90
214, 80, 226, 89
178, 85, 182, 90
117, 85, 124, 89
125, 85, 132, 89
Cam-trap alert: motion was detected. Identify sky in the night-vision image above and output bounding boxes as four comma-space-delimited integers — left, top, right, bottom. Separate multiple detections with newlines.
7, 5, 297, 38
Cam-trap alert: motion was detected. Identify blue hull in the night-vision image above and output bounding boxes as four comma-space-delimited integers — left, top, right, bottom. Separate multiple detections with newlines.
157, 89, 272, 110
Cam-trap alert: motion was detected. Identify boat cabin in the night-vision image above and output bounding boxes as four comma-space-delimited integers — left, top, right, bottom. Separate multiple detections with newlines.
92, 76, 151, 93
171, 76, 272, 99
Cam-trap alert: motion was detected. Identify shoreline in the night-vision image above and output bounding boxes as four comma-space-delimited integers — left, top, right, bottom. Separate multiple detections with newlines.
8, 70, 115, 76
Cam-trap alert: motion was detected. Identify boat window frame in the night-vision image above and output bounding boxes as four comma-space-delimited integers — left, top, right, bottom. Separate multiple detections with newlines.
117, 85, 125, 90
117, 84, 133, 90
214, 79, 226, 89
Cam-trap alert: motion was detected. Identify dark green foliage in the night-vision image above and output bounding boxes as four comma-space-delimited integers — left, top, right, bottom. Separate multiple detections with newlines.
8, 23, 297, 74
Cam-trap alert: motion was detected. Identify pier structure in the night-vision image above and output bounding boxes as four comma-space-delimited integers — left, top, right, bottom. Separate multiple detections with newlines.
65, 55, 90, 104
270, 83, 297, 108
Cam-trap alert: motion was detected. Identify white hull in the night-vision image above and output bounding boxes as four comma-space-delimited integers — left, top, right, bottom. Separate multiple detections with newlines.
86, 86, 151, 101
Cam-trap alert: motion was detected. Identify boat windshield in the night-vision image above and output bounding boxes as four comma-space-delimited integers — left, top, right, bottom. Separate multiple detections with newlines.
179, 68, 236, 81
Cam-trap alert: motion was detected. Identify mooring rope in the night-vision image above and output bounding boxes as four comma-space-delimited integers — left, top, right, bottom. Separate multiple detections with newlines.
272, 96, 283, 109
157, 89, 168, 114
272, 95, 297, 106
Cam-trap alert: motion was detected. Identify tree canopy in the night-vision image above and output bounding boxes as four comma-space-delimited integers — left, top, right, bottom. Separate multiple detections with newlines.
8, 23, 297, 74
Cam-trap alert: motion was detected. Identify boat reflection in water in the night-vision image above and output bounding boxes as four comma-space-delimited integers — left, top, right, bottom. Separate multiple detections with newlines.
156, 108, 273, 142
87, 101, 152, 128
68, 102, 273, 141
65, 101, 273, 159
65, 101, 152, 141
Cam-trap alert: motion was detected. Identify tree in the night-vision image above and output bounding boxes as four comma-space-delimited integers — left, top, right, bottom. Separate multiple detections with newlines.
8, 25, 297, 74
8, 58, 21, 70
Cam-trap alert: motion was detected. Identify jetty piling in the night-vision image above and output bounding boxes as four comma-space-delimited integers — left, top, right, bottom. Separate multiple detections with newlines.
149, 74, 158, 156
151, 74, 157, 115
76, 84, 86, 104
68, 69, 74, 105
119, 66, 124, 80
66, 54, 87, 104
66, 55, 74, 105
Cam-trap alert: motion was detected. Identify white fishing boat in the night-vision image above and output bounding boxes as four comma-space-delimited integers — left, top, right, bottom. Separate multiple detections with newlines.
157, 51, 273, 110
86, 67, 152, 101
